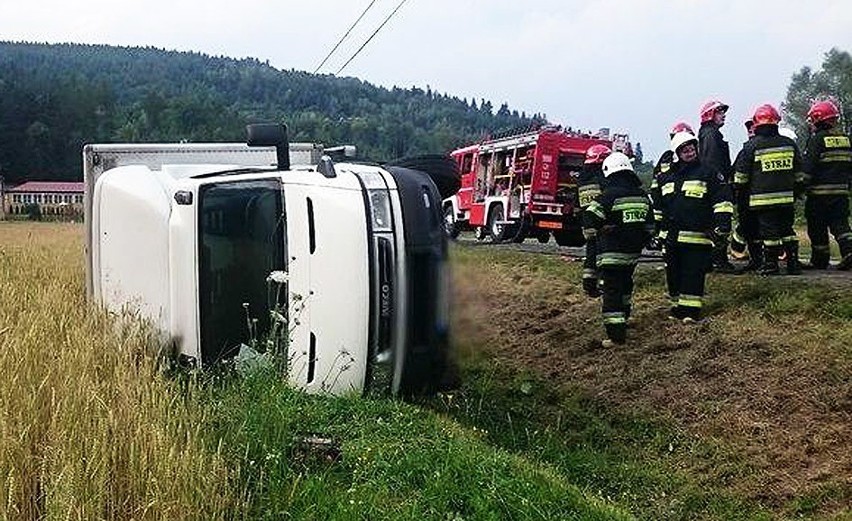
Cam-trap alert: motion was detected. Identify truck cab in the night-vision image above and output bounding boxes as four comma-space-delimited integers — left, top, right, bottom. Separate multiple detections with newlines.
84, 125, 450, 396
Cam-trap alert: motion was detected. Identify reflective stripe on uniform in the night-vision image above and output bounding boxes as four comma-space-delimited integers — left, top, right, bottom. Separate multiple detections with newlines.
763, 238, 783, 247
586, 201, 606, 219
603, 312, 626, 325
659, 230, 669, 239
839, 232, 852, 241
597, 252, 640, 267
661, 182, 675, 195
782, 235, 798, 244
819, 150, 852, 163
654, 209, 664, 222
677, 230, 713, 245
713, 201, 734, 214
808, 183, 850, 196
583, 268, 597, 279
734, 171, 750, 184
750, 191, 794, 207
678, 295, 703, 308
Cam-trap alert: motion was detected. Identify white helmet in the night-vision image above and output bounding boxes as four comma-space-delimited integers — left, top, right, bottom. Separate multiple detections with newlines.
670, 131, 698, 154
779, 127, 798, 141
601, 152, 633, 177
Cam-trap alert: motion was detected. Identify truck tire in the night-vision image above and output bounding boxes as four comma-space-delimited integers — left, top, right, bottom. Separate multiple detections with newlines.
385, 154, 460, 199
443, 205, 460, 239
488, 204, 507, 242
554, 228, 586, 247
536, 232, 551, 244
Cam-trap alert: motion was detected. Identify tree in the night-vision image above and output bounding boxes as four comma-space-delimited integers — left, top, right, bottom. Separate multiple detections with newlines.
783, 48, 852, 139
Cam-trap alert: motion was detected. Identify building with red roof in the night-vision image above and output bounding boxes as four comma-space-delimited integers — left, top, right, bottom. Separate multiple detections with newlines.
1, 179, 84, 219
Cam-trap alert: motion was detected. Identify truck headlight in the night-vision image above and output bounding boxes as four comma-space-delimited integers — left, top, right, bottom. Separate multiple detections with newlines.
368, 190, 393, 232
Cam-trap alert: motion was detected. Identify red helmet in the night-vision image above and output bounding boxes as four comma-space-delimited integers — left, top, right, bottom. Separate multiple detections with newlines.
807, 100, 840, 127
669, 121, 694, 137
584, 144, 612, 165
752, 104, 781, 128
700, 100, 729, 123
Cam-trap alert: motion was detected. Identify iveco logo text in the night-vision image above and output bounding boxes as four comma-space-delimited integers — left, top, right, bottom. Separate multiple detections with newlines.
380, 283, 392, 317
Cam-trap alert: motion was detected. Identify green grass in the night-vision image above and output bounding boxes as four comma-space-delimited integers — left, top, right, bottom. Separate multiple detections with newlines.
202, 367, 632, 521
421, 360, 773, 521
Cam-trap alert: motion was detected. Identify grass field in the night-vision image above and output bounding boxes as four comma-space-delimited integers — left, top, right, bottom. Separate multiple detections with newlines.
1, 220, 849, 520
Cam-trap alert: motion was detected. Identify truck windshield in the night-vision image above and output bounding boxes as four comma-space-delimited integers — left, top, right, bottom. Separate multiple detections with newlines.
198, 178, 287, 365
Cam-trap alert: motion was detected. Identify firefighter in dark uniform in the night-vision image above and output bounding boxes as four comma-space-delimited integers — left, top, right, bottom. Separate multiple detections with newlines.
658, 131, 733, 322
730, 118, 764, 271
733, 104, 805, 275
648, 122, 693, 250
579, 144, 612, 297
801, 100, 852, 270
584, 152, 653, 347
698, 100, 737, 273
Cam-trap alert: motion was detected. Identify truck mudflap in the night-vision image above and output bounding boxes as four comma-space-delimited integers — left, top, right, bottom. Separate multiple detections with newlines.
385, 166, 455, 395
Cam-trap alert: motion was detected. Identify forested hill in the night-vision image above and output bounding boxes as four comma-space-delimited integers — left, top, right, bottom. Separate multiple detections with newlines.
0, 42, 543, 183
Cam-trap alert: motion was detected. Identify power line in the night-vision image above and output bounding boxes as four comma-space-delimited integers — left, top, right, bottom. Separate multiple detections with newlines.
336, 0, 410, 75
313, 0, 378, 74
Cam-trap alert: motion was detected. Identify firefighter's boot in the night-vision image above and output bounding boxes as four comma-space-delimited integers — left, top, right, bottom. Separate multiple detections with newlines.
712, 239, 737, 273
784, 242, 801, 275
739, 241, 764, 273
804, 245, 830, 270
758, 247, 780, 276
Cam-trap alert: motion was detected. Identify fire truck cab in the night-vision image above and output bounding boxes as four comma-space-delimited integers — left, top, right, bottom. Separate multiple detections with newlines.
443, 128, 613, 246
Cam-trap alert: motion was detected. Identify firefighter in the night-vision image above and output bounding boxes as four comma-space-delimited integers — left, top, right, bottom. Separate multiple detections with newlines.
579, 144, 613, 297
648, 122, 694, 249
659, 131, 733, 322
732, 104, 804, 275
698, 100, 737, 273
730, 118, 764, 271
584, 152, 653, 347
801, 100, 852, 270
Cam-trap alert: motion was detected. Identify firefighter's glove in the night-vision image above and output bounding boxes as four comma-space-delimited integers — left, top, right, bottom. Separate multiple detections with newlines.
583, 277, 601, 298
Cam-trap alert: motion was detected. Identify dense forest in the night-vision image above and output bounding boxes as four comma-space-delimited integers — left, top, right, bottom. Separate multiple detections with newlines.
0, 42, 545, 183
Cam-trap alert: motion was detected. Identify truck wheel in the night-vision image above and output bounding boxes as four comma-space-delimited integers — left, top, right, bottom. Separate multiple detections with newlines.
554, 228, 586, 247
536, 232, 551, 244
385, 154, 460, 199
443, 205, 460, 239
488, 204, 507, 242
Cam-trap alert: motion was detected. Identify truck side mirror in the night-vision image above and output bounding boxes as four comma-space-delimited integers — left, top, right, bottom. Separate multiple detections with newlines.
246, 123, 290, 170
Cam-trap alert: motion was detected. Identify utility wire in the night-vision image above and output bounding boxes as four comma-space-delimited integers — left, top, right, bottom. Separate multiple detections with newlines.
336, 0, 409, 75
313, 0, 378, 74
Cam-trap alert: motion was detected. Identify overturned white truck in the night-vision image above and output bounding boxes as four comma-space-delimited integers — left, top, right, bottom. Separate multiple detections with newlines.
84, 124, 452, 395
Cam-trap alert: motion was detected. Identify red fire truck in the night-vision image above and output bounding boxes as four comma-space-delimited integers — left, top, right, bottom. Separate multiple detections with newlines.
443, 127, 615, 246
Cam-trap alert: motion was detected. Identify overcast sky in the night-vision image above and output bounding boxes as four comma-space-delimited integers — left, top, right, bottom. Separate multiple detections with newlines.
3, 0, 852, 158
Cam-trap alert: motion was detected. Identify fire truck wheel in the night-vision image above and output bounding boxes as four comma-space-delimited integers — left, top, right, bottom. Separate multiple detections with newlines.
443, 205, 460, 239
554, 228, 586, 247
488, 204, 507, 242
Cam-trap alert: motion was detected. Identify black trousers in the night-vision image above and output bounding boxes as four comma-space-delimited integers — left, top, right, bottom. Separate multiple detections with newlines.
665, 243, 712, 320
583, 237, 598, 282
806, 195, 852, 265
600, 265, 635, 343
755, 205, 796, 246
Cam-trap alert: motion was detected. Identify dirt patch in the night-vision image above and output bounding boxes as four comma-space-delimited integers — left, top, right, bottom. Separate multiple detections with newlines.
452, 247, 852, 512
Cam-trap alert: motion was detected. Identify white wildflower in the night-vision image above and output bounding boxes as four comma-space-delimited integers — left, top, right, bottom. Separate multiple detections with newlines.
266, 270, 289, 284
